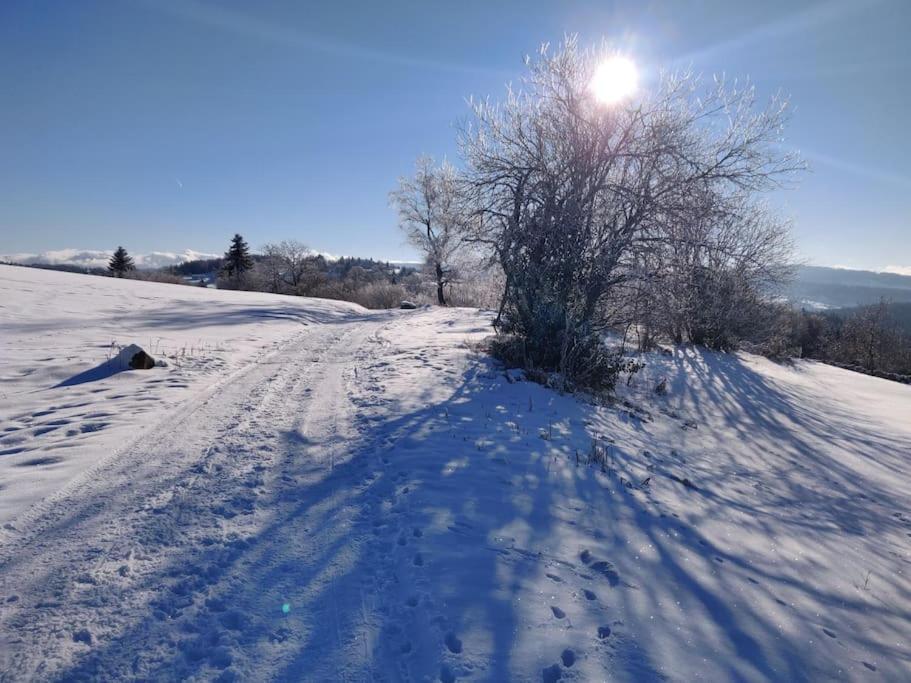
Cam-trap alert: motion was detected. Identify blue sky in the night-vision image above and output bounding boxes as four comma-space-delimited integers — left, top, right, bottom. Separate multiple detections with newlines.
1, 0, 909, 271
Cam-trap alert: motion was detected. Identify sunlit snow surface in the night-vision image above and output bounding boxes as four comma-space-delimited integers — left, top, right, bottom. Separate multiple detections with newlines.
0, 265, 362, 523
0, 264, 909, 681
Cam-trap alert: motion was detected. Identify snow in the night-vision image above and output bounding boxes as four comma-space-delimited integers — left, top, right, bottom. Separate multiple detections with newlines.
1, 263, 910, 680
0, 265, 363, 524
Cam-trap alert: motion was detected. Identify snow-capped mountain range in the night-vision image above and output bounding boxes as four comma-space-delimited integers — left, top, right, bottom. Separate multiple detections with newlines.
0, 248, 221, 270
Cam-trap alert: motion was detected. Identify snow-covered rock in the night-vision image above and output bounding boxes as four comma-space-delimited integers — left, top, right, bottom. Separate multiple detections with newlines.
113, 344, 156, 370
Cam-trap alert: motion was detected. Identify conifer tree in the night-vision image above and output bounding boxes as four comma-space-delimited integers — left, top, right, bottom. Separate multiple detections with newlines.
222, 233, 253, 281
108, 246, 135, 278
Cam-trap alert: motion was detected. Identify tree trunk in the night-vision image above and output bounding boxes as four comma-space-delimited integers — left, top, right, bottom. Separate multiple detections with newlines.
435, 262, 446, 306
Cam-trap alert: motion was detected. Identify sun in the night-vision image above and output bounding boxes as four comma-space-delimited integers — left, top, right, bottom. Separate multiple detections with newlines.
590, 56, 638, 105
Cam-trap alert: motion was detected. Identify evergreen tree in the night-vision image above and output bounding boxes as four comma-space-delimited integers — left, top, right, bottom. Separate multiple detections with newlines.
222, 233, 253, 280
108, 246, 135, 278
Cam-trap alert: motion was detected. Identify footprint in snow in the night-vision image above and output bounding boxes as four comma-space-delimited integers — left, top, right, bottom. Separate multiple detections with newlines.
551, 606, 566, 619
582, 589, 597, 601
597, 625, 612, 639
542, 663, 562, 682
219, 610, 245, 631
546, 573, 563, 583
822, 628, 837, 639
72, 629, 93, 645
589, 561, 620, 586
413, 553, 424, 566
444, 632, 463, 654
561, 649, 576, 667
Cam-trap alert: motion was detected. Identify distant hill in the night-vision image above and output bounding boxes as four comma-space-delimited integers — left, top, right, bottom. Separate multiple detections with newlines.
788, 266, 911, 309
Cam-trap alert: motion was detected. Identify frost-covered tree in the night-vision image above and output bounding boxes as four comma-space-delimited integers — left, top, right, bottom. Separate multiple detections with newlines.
222, 233, 253, 283
641, 194, 795, 349
838, 299, 902, 373
108, 246, 135, 278
257, 240, 314, 294
390, 157, 466, 306
257, 243, 287, 294
459, 37, 800, 386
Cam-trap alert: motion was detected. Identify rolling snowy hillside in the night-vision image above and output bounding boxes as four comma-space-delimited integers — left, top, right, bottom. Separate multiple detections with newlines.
0, 265, 363, 524
1, 265, 909, 681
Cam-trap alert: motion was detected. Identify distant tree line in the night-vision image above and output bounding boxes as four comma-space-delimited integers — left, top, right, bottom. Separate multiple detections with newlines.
171, 258, 224, 277
83, 234, 489, 311
209, 235, 448, 309
781, 300, 911, 381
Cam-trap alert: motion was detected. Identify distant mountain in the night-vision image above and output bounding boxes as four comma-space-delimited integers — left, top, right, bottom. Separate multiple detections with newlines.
788, 265, 911, 309
0, 248, 220, 270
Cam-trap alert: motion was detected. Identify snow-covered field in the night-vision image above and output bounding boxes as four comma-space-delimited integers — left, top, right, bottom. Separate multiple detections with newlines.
1, 264, 909, 681
0, 265, 363, 524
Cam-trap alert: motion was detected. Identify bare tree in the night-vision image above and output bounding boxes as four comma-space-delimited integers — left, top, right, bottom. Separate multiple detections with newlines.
642, 194, 795, 349
390, 157, 466, 306
277, 239, 311, 291
259, 240, 312, 294
839, 299, 902, 372
458, 37, 801, 386
258, 243, 287, 293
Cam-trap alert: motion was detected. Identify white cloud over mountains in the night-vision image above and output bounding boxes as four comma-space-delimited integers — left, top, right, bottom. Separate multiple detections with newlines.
1, 249, 220, 270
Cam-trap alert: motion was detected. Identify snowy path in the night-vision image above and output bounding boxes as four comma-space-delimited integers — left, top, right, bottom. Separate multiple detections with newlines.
1, 297, 909, 681
0, 312, 399, 680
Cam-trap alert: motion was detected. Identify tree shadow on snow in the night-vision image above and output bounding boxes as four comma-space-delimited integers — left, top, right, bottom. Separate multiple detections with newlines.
31, 344, 911, 681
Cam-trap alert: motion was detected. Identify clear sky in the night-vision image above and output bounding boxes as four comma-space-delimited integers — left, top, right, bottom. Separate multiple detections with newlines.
1, 0, 909, 271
